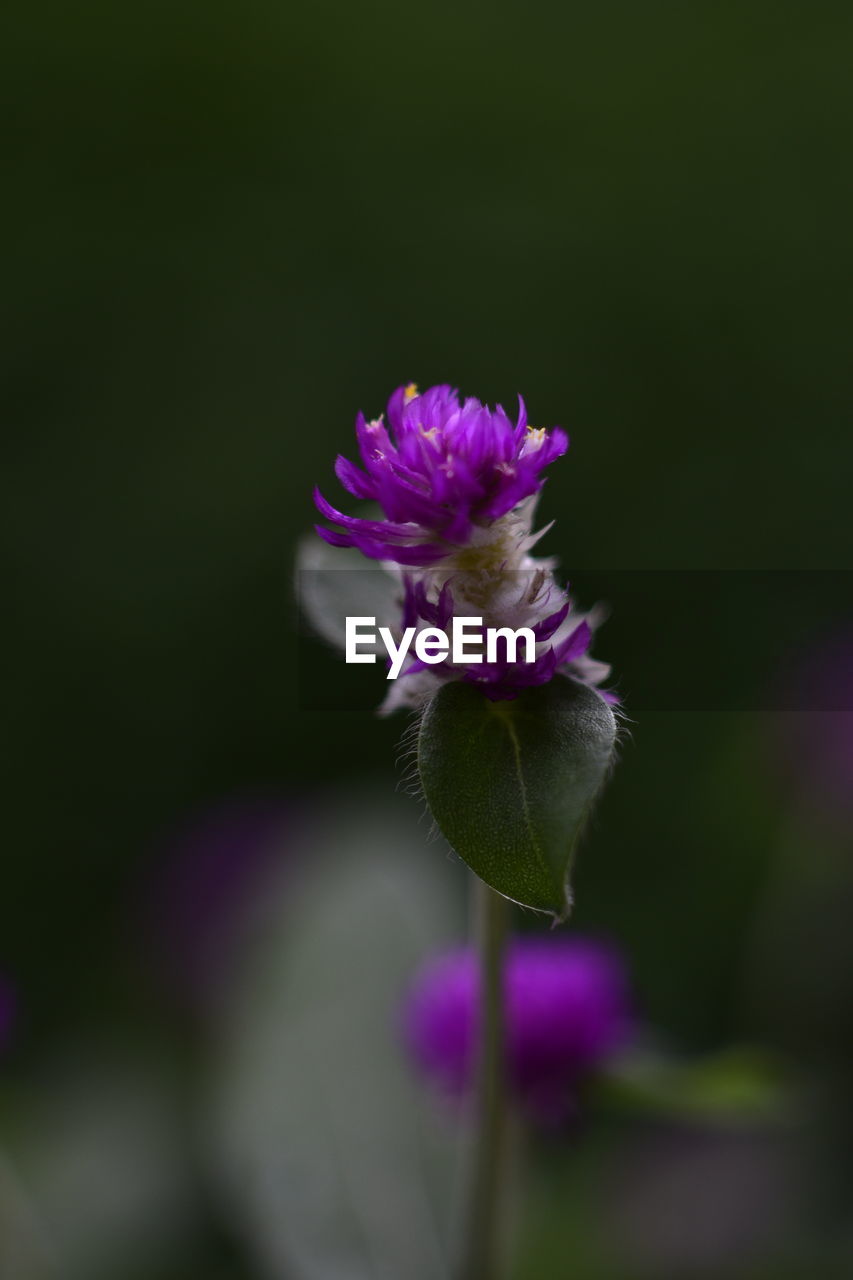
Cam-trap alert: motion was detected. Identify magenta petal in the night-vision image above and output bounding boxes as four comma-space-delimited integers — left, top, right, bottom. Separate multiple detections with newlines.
346, 535, 449, 566
313, 487, 420, 542
555, 621, 591, 664
334, 454, 377, 500
533, 603, 571, 642
314, 523, 355, 548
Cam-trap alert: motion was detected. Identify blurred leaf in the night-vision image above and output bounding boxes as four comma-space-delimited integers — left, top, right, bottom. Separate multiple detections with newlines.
596, 1047, 789, 1122
418, 676, 617, 920
296, 536, 399, 655
207, 794, 462, 1280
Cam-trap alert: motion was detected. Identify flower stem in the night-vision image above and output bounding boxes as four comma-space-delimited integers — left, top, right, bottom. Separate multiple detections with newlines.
457, 879, 509, 1280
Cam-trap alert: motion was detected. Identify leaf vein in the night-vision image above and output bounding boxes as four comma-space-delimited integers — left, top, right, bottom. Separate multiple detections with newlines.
502, 715, 553, 893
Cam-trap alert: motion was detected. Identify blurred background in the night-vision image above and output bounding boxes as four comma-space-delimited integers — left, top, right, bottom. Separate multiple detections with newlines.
2, 2, 853, 1277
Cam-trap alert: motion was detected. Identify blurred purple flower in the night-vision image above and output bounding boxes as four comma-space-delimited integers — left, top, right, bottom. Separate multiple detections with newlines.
0, 972, 16, 1053
139, 792, 293, 1013
403, 938, 633, 1123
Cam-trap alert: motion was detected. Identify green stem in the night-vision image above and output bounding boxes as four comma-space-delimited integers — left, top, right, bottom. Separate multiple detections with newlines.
457, 879, 510, 1280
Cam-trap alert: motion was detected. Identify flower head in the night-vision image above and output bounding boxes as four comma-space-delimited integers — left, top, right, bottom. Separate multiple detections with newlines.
308, 382, 614, 712
403, 938, 632, 1123
315, 383, 567, 563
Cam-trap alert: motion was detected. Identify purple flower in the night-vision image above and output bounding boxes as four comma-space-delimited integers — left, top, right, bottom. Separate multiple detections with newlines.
0, 972, 16, 1054
315, 383, 568, 564
396, 571, 607, 705
403, 938, 633, 1123
305, 383, 615, 712
137, 792, 293, 1015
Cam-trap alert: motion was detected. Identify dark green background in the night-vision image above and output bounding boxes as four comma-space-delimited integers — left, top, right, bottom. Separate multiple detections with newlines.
2, 3, 852, 1276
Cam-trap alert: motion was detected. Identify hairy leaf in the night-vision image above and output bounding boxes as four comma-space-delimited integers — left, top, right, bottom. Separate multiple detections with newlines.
418, 675, 617, 920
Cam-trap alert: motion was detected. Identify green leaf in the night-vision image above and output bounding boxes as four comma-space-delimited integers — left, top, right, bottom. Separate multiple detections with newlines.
596, 1047, 789, 1122
418, 674, 617, 920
